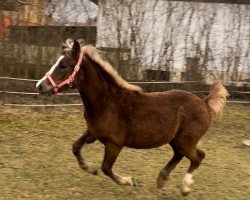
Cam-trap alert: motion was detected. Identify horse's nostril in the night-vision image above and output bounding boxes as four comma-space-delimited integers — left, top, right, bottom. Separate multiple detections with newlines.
37, 85, 42, 93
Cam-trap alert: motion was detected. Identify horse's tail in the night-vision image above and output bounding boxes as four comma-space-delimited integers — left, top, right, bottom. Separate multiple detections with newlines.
204, 81, 229, 121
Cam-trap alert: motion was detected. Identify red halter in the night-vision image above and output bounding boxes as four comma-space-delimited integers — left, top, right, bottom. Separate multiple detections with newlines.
45, 52, 84, 94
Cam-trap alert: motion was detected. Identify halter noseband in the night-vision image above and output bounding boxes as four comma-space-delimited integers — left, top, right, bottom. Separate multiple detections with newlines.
45, 52, 84, 94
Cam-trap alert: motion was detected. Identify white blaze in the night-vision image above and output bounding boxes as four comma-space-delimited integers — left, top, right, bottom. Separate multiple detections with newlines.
36, 55, 64, 88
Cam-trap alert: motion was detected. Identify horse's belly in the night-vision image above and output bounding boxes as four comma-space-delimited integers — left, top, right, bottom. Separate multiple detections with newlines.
124, 125, 178, 149
123, 110, 181, 149
124, 136, 171, 149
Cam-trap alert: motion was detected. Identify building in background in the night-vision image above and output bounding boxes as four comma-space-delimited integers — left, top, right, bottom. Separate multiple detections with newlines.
0, 0, 51, 41
96, 0, 250, 83
0, 0, 97, 79
0, 0, 249, 84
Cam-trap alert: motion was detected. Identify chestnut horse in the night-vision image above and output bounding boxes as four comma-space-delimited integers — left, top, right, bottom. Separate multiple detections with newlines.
36, 39, 228, 195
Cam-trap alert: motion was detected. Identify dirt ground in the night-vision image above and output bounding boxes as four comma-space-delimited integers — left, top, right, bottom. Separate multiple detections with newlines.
0, 105, 249, 200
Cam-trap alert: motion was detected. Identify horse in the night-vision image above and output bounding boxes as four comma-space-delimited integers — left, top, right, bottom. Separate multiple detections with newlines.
36, 39, 229, 195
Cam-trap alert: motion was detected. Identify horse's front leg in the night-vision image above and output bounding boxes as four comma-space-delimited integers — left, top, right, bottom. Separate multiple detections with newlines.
101, 142, 137, 186
72, 130, 98, 175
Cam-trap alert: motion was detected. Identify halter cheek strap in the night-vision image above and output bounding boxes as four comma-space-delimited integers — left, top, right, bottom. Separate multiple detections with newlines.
45, 52, 84, 95
45, 72, 58, 94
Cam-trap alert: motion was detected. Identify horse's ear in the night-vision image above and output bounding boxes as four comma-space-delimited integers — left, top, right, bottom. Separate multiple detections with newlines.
72, 40, 81, 60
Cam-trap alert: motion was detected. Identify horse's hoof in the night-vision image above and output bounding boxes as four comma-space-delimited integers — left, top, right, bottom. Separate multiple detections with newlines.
131, 177, 138, 187
181, 191, 190, 196
79, 161, 98, 175
181, 173, 194, 195
181, 186, 192, 196
157, 180, 165, 189
87, 167, 98, 175
118, 176, 137, 186
157, 175, 169, 189
242, 139, 250, 146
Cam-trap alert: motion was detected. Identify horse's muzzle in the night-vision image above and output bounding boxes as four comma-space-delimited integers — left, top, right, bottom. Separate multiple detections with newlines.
37, 84, 54, 96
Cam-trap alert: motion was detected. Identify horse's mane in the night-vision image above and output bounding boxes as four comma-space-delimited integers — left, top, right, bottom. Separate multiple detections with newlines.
62, 39, 142, 93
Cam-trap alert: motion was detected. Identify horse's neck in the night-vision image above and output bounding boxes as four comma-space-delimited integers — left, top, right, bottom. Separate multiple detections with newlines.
78, 58, 108, 117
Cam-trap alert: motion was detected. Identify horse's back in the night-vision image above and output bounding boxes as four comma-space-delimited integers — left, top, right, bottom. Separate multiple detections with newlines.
145, 89, 210, 117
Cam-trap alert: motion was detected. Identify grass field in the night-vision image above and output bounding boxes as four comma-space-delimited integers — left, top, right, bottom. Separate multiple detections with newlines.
0, 105, 249, 200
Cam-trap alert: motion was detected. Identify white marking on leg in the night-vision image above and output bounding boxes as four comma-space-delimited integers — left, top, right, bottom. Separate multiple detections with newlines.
114, 172, 134, 186
36, 55, 64, 88
181, 173, 194, 194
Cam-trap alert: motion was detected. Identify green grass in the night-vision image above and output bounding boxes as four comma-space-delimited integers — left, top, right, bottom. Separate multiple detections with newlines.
0, 105, 249, 200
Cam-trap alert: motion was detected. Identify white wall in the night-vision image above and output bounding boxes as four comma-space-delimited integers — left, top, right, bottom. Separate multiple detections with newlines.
96, 0, 250, 81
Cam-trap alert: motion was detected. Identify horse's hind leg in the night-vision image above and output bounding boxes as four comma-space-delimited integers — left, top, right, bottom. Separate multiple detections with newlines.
157, 140, 184, 189
72, 130, 98, 175
101, 142, 137, 186
181, 148, 205, 195
174, 131, 206, 195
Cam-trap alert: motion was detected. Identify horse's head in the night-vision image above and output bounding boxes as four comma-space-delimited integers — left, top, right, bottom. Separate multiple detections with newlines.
36, 39, 82, 95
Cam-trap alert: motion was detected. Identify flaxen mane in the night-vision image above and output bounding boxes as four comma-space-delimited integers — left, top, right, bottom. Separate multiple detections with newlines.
62, 39, 142, 92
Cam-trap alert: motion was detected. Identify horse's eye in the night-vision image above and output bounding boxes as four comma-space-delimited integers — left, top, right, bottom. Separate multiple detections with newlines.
59, 63, 67, 69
